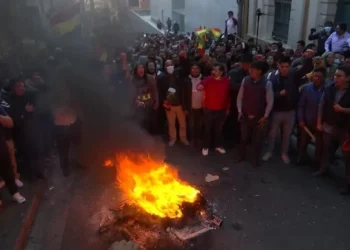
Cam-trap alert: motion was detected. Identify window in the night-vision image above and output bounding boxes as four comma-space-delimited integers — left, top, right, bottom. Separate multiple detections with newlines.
273, 0, 292, 43
335, 0, 350, 29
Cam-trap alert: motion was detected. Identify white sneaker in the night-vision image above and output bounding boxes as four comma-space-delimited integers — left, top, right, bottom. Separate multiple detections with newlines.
13, 193, 26, 204
262, 152, 272, 161
15, 179, 24, 188
0, 180, 5, 189
281, 154, 290, 164
215, 147, 226, 154
168, 140, 176, 147
202, 148, 209, 156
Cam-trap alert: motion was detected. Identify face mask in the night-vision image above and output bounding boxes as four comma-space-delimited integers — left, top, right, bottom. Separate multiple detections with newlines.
252, 50, 257, 55
166, 65, 174, 74
271, 49, 277, 53
324, 26, 331, 32
334, 59, 341, 64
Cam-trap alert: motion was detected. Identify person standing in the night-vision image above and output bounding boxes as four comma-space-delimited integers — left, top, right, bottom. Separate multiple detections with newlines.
236, 61, 274, 167
182, 64, 204, 147
314, 66, 350, 194
225, 11, 238, 43
297, 67, 326, 167
197, 64, 230, 156
308, 21, 334, 55
262, 57, 298, 164
173, 21, 180, 35
0, 105, 26, 206
324, 23, 350, 54
160, 60, 189, 146
166, 18, 172, 33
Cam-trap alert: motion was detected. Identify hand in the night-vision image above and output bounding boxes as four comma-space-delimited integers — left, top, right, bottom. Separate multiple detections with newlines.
333, 104, 345, 113
280, 89, 287, 96
316, 122, 323, 131
25, 104, 34, 112
298, 121, 305, 128
197, 84, 204, 91
136, 100, 145, 108
237, 112, 243, 121
258, 116, 267, 128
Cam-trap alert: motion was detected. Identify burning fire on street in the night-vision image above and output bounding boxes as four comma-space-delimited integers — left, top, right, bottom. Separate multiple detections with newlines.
101, 154, 222, 249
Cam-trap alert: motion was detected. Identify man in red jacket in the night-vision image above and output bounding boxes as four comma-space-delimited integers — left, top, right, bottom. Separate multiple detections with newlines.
197, 64, 230, 156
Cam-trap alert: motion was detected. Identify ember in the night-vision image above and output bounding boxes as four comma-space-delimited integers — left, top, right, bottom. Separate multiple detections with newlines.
115, 155, 200, 219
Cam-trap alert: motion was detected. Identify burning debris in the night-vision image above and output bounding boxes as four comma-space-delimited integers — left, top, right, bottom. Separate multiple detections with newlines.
99, 155, 223, 249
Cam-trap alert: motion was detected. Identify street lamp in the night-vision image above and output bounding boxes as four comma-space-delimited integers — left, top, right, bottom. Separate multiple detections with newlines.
255, 8, 265, 47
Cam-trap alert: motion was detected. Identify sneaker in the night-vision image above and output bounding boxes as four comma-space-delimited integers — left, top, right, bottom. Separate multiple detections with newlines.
168, 140, 176, 147
0, 180, 5, 189
15, 179, 24, 188
181, 140, 190, 146
262, 152, 272, 161
202, 148, 209, 156
281, 154, 290, 164
215, 147, 226, 154
13, 193, 26, 204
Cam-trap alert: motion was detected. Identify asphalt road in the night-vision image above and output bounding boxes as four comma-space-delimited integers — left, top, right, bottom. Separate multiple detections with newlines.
25, 143, 350, 250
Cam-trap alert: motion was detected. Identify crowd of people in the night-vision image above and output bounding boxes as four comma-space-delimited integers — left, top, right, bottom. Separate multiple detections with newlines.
1, 11, 350, 209
103, 17, 350, 195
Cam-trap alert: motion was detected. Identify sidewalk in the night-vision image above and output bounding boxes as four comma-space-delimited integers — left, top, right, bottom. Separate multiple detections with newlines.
0, 180, 45, 250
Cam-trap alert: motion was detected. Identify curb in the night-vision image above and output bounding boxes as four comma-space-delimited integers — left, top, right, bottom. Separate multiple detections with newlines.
14, 181, 46, 250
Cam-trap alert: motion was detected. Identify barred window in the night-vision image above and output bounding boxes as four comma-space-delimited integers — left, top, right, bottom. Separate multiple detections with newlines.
273, 0, 292, 43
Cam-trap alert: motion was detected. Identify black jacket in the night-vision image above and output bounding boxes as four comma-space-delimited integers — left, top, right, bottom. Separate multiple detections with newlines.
228, 66, 248, 111
182, 75, 205, 112
157, 73, 186, 108
308, 29, 334, 55
322, 84, 350, 129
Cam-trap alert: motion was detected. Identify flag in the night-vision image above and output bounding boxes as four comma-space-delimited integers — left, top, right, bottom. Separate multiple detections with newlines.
50, 2, 81, 36
209, 28, 222, 41
195, 28, 208, 49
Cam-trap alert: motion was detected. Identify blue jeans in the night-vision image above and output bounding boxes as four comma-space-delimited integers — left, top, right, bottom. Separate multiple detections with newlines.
267, 111, 296, 155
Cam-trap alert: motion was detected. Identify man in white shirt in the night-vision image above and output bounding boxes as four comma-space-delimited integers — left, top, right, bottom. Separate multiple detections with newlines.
225, 11, 238, 43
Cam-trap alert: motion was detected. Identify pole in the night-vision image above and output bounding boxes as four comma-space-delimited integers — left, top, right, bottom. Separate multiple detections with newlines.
256, 14, 260, 48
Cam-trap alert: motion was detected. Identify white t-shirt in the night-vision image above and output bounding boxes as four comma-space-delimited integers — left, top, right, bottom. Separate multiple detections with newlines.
226, 18, 237, 35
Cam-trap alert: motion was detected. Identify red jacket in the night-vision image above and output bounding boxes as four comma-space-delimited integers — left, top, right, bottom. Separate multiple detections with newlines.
197, 76, 230, 110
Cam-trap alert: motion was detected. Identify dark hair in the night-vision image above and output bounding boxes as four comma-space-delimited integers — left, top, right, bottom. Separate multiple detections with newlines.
336, 65, 350, 76
133, 63, 146, 77
324, 21, 333, 27
145, 61, 156, 74
228, 11, 233, 16
278, 56, 291, 65
213, 63, 226, 73
304, 43, 316, 51
297, 40, 305, 47
250, 61, 268, 74
338, 22, 347, 31
191, 63, 200, 68
313, 67, 327, 76
241, 53, 254, 63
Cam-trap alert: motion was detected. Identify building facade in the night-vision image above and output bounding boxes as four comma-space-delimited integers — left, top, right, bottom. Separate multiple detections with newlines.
243, 0, 350, 48
150, 0, 239, 32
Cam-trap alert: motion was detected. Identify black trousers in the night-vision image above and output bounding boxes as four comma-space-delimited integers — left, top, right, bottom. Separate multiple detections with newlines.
239, 116, 266, 162
203, 109, 226, 148
55, 121, 81, 176
0, 146, 18, 199
188, 108, 204, 144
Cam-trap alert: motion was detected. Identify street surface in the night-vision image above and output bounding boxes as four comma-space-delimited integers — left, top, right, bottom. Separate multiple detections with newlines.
24, 143, 350, 250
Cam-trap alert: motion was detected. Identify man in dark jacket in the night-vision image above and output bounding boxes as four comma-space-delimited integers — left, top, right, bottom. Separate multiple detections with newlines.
308, 21, 334, 55
314, 66, 350, 194
263, 57, 298, 164
159, 59, 189, 146
236, 61, 274, 167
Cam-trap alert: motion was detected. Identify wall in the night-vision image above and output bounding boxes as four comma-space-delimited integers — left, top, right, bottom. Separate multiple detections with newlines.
150, 0, 172, 23
184, 0, 238, 32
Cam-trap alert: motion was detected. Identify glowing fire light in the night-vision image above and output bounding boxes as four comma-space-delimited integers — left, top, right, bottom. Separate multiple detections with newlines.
104, 160, 114, 168
116, 155, 200, 219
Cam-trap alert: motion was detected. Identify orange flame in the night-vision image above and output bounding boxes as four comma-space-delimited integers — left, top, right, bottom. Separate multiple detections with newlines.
116, 155, 200, 218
